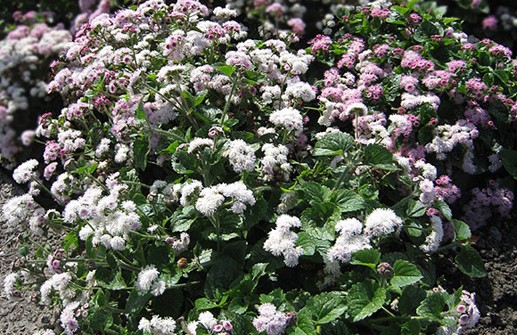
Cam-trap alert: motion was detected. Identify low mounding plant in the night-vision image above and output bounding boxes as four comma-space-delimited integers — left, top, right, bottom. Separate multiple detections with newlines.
3, 0, 517, 334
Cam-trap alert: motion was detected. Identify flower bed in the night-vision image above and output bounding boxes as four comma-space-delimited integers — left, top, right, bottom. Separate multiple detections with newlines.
2, 1, 517, 334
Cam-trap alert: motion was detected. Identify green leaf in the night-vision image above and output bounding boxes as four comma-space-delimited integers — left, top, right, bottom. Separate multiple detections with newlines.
452, 220, 471, 241
125, 290, 152, 315
298, 181, 331, 207
416, 291, 446, 321
99, 270, 127, 290
204, 256, 242, 299
500, 149, 517, 180
400, 319, 422, 335
350, 249, 381, 269
435, 200, 452, 221
62, 231, 79, 252
406, 200, 426, 218
455, 245, 486, 277
290, 313, 317, 335
195, 297, 222, 311
89, 307, 113, 331
363, 144, 397, 170
333, 189, 365, 213
296, 232, 318, 256
398, 286, 426, 315
313, 132, 354, 156
347, 280, 386, 322
194, 90, 208, 107
159, 140, 179, 155
170, 206, 198, 232
215, 65, 236, 77
135, 100, 147, 122
134, 136, 149, 171
390, 260, 423, 288
301, 292, 347, 325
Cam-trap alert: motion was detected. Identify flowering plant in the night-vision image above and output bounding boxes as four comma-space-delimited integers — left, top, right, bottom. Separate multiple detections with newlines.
3, 1, 516, 334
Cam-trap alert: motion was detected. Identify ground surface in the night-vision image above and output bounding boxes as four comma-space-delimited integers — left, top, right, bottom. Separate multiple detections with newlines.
0, 167, 515, 334
0, 169, 58, 333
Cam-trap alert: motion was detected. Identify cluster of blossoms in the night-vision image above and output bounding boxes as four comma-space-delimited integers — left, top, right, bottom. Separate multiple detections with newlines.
2, 1, 516, 334
437, 289, 481, 335
252, 303, 294, 335
327, 208, 403, 264
263, 214, 303, 267
310, 3, 517, 232
187, 311, 234, 335
0, 19, 72, 167
462, 180, 514, 230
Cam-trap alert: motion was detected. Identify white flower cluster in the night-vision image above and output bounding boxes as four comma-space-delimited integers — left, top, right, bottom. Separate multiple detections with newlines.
138, 315, 176, 335
60, 301, 82, 335
252, 303, 292, 335
263, 214, 303, 267
63, 179, 141, 251
136, 265, 166, 296
12, 159, 39, 184
1, 193, 45, 235
364, 208, 403, 237
195, 181, 255, 216
224, 139, 256, 173
327, 218, 371, 263
261, 143, 292, 181
425, 120, 479, 174
269, 107, 304, 137
40, 272, 75, 305
187, 311, 233, 334
3, 272, 20, 299
328, 209, 402, 263
420, 216, 444, 253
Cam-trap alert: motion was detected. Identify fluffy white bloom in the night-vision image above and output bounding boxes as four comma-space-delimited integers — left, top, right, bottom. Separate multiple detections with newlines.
283, 81, 316, 102
12, 159, 39, 184
180, 180, 203, 206
139, 315, 176, 335
420, 216, 444, 253
415, 160, 437, 180
253, 303, 290, 335
269, 107, 304, 136
1, 193, 43, 232
187, 137, 214, 153
261, 143, 291, 181
195, 187, 225, 216
3, 273, 19, 299
263, 215, 303, 267
224, 139, 256, 173
60, 301, 80, 335
425, 120, 478, 164
364, 208, 402, 237
195, 181, 255, 216
335, 218, 363, 238
33, 330, 56, 335
218, 181, 255, 212
419, 179, 435, 205
136, 265, 160, 292
198, 311, 218, 331
40, 272, 74, 305
114, 143, 131, 163
95, 138, 111, 157
151, 280, 166, 296
328, 218, 371, 263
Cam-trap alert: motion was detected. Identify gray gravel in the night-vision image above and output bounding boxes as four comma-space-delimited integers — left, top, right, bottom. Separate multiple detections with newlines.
0, 169, 58, 334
